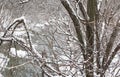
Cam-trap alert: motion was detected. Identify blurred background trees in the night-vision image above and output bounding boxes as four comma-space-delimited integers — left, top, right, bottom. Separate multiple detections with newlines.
0, 0, 120, 77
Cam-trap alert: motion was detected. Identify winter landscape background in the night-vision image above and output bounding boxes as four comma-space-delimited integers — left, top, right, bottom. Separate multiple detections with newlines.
0, 0, 120, 77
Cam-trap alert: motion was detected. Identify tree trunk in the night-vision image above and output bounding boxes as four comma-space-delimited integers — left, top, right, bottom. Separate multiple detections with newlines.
60, 0, 98, 77
84, 0, 98, 77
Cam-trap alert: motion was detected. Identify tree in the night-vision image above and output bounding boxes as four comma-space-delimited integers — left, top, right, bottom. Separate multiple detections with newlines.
0, 0, 120, 77
60, 0, 120, 77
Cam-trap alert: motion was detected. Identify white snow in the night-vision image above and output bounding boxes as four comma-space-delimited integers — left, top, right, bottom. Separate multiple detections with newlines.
32, 45, 42, 58
100, 22, 105, 41
111, 55, 119, 63
44, 22, 49, 26
19, 0, 29, 3
0, 32, 4, 37
35, 23, 45, 29
13, 16, 26, 23
0, 53, 9, 72
60, 55, 69, 60
0, 53, 8, 65
0, 73, 4, 77
35, 22, 49, 29
10, 48, 28, 58
98, 0, 103, 10
13, 31, 26, 36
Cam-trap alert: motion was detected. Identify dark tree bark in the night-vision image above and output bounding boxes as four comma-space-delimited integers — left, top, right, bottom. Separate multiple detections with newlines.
84, 0, 98, 77
60, 0, 98, 77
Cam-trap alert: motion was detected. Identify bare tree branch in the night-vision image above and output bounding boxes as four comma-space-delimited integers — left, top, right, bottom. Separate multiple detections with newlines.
102, 20, 120, 68
60, 0, 84, 46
